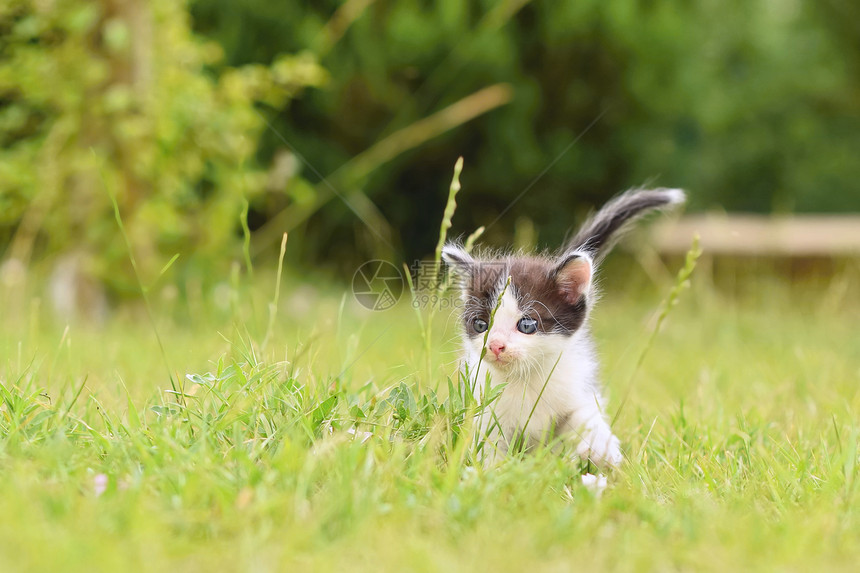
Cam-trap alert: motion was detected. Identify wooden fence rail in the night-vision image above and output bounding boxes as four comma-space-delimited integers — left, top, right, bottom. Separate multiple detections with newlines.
650, 214, 860, 256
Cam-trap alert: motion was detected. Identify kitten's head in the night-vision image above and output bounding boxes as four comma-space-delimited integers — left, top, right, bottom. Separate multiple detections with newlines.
442, 245, 593, 373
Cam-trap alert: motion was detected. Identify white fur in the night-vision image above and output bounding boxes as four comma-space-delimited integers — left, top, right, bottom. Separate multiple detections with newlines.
462, 283, 622, 469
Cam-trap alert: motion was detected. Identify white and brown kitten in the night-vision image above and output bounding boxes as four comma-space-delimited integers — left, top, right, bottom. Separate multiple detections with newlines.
443, 188, 685, 469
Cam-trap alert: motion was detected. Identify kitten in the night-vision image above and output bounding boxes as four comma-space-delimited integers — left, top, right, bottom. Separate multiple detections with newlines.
442, 188, 685, 469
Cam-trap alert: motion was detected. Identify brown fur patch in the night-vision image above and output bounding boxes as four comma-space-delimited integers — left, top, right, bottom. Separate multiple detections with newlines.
461, 256, 588, 338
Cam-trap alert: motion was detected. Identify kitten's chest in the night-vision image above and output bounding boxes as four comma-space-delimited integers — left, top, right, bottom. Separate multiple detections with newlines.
493, 379, 571, 439
471, 355, 595, 438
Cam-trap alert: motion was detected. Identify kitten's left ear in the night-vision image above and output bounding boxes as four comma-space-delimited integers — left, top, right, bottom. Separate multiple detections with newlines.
554, 252, 593, 305
442, 244, 475, 294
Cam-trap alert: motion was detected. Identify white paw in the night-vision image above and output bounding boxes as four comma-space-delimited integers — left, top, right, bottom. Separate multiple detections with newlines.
575, 427, 622, 469
580, 473, 608, 496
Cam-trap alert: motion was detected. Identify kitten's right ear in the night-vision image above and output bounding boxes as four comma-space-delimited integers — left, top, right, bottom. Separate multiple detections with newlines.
441, 244, 475, 281
554, 252, 593, 305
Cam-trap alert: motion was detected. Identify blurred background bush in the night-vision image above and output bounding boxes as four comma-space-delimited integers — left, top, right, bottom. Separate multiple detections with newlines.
1, 0, 859, 312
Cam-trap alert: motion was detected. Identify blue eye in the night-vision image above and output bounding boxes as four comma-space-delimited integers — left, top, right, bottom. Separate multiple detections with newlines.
517, 317, 538, 334
473, 318, 489, 333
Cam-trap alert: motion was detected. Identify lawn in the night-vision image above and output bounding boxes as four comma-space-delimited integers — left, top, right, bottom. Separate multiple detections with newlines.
1, 258, 858, 572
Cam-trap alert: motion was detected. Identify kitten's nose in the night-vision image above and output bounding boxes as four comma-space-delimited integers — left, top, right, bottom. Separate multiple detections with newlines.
489, 341, 506, 359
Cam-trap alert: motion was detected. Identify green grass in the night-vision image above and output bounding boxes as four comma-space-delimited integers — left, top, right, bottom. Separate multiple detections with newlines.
1, 261, 859, 572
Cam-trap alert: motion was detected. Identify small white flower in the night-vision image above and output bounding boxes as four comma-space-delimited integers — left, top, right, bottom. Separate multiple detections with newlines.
346, 427, 373, 443
93, 473, 109, 497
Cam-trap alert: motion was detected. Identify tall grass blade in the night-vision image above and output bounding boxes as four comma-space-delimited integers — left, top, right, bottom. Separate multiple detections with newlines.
96, 151, 181, 399
263, 232, 289, 351
612, 235, 702, 424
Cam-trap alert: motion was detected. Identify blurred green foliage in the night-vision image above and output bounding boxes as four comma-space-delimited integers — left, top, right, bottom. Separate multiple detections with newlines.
1, 0, 859, 295
0, 0, 324, 294
194, 0, 860, 264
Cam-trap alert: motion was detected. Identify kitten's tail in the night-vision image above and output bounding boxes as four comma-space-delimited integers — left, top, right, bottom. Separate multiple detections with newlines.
566, 188, 685, 258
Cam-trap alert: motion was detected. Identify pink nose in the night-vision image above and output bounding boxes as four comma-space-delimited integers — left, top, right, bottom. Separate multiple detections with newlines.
489, 341, 506, 358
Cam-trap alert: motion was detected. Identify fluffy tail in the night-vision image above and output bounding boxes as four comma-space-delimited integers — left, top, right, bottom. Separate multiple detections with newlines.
566, 188, 685, 258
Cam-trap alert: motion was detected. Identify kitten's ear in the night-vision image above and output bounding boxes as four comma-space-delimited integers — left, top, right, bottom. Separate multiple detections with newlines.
441, 244, 475, 293
554, 252, 593, 305
441, 244, 474, 273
